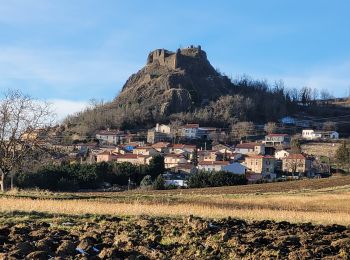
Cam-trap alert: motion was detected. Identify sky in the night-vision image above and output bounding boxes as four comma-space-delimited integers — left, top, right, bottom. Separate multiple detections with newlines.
1, 0, 350, 120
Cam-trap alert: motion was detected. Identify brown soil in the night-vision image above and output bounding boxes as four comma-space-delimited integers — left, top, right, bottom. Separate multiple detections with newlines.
0, 213, 349, 259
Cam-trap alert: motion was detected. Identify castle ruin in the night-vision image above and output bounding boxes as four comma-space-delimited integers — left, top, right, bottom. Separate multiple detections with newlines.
146, 45, 205, 70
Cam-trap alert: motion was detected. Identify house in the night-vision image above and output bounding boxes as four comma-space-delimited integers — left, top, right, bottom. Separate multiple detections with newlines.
147, 129, 171, 144
181, 124, 200, 139
264, 134, 291, 147
222, 162, 247, 175
132, 146, 159, 156
198, 150, 221, 162
155, 123, 172, 134
164, 154, 188, 168
147, 124, 173, 144
96, 129, 125, 145
169, 144, 196, 154
152, 142, 171, 153
302, 129, 339, 140
114, 146, 128, 155
96, 150, 116, 163
234, 143, 265, 155
275, 149, 290, 159
197, 127, 217, 139
181, 124, 217, 140
282, 154, 312, 175
112, 154, 145, 165
244, 155, 276, 178
197, 161, 230, 172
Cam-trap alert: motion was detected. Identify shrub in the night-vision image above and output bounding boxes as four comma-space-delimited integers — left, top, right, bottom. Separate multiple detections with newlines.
188, 171, 247, 188
153, 175, 165, 190
140, 175, 153, 188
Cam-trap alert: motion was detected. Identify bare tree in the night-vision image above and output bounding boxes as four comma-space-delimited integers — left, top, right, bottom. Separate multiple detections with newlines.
264, 122, 277, 134
0, 89, 53, 191
170, 119, 183, 144
231, 121, 255, 140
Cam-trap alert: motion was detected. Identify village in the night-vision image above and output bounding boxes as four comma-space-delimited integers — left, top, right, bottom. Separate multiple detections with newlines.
49, 117, 341, 188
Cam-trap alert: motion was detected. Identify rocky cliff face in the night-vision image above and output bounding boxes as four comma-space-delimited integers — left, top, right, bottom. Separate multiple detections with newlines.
115, 46, 233, 116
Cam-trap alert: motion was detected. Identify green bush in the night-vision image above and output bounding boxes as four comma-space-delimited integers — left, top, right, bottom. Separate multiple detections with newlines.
14, 155, 165, 191
153, 174, 165, 190
188, 171, 247, 188
140, 175, 153, 188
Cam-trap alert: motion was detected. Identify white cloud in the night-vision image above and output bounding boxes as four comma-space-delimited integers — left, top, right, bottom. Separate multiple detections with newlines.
49, 99, 88, 122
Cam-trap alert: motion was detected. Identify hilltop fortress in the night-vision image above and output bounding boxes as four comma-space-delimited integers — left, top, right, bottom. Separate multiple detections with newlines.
146, 45, 207, 70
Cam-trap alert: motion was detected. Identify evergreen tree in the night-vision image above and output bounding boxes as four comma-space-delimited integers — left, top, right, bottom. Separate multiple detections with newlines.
148, 155, 165, 180
335, 141, 349, 164
191, 149, 199, 166
153, 174, 165, 190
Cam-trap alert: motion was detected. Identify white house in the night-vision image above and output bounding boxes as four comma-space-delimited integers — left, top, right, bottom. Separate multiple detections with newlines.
181, 124, 200, 139
302, 129, 339, 140
275, 149, 290, 159
155, 123, 172, 134
96, 129, 125, 145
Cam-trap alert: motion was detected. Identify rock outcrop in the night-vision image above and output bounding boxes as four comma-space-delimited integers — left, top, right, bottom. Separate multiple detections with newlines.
115, 45, 233, 116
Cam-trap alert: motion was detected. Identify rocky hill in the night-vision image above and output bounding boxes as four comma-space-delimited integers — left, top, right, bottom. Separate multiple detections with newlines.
67, 46, 344, 135
116, 45, 233, 115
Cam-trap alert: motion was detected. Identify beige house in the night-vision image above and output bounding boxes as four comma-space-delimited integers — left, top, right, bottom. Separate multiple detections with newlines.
282, 154, 311, 175
96, 151, 116, 163
164, 154, 188, 168
169, 144, 196, 154
155, 123, 172, 134
132, 146, 159, 156
245, 155, 275, 176
115, 154, 139, 164
235, 143, 265, 155
198, 150, 220, 162
152, 142, 171, 153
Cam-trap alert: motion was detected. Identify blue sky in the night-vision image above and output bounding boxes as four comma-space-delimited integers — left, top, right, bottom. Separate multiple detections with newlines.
1, 0, 350, 119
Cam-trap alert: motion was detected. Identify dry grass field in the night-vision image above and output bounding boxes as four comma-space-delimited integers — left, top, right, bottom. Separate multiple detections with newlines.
1, 176, 350, 258
301, 142, 341, 158
1, 175, 350, 225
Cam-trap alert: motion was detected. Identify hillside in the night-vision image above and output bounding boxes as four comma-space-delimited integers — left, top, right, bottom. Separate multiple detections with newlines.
64, 46, 350, 136
116, 46, 233, 115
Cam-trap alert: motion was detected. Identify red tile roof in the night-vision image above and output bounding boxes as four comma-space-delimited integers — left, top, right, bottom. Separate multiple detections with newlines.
152, 142, 171, 148
198, 161, 230, 166
184, 124, 199, 129
236, 143, 261, 149
172, 144, 196, 149
115, 154, 138, 159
